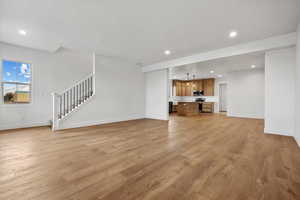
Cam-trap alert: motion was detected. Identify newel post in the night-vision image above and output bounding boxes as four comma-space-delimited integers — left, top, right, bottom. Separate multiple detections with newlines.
52, 93, 59, 131
92, 52, 96, 95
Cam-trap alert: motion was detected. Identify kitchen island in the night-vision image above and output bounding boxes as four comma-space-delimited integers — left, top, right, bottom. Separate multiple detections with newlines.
177, 102, 214, 116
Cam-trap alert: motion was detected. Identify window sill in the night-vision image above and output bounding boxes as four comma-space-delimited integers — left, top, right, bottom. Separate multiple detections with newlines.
0, 103, 33, 108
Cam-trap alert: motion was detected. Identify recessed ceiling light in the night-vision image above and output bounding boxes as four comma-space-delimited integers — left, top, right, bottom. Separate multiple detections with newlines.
229, 31, 238, 38
217, 75, 223, 78
18, 29, 27, 36
251, 65, 256, 68
210, 70, 215, 74
164, 50, 171, 55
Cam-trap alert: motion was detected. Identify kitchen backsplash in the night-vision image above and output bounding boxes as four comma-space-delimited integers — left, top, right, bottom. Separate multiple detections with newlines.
170, 96, 219, 103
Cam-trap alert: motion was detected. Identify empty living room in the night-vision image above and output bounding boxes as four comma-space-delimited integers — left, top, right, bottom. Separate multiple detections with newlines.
1, 1, 300, 199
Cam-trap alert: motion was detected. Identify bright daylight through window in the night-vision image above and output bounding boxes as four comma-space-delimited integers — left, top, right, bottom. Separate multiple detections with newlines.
2, 60, 31, 104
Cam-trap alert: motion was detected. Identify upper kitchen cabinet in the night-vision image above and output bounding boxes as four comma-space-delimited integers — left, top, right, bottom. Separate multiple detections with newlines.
180, 81, 193, 96
174, 81, 191, 96
203, 78, 215, 96
194, 80, 203, 91
173, 78, 215, 96
185, 82, 193, 96
175, 81, 182, 96
181, 82, 186, 96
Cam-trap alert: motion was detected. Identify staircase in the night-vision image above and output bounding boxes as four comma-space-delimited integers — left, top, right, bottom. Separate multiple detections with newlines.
52, 54, 96, 131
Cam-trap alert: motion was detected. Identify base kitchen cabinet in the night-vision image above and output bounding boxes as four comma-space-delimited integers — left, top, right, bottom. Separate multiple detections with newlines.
177, 102, 199, 116
202, 102, 214, 113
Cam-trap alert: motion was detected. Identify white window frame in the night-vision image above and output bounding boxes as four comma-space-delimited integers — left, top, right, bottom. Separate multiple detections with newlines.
0, 58, 33, 106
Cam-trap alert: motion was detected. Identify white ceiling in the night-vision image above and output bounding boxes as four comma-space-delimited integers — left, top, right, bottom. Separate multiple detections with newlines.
1, 0, 299, 65
170, 52, 265, 80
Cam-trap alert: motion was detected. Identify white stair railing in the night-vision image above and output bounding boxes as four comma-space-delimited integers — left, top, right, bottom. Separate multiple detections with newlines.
52, 74, 95, 130
52, 53, 96, 131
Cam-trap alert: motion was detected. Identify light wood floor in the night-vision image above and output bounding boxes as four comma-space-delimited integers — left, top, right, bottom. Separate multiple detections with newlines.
0, 114, 299, 200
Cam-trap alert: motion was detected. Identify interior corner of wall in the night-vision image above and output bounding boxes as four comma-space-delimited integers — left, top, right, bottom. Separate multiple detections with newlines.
295, 135, 300, 147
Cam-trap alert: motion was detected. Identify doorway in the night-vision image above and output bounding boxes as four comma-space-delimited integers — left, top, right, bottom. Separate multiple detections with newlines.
219, 83, 227, 112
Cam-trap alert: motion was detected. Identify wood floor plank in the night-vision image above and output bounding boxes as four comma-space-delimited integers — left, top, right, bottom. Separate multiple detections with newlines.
0, 114, 299, 200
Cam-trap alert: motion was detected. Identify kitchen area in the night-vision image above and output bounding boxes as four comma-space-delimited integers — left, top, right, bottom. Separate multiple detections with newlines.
167, 52, 266, 118
169, 76, 217, 116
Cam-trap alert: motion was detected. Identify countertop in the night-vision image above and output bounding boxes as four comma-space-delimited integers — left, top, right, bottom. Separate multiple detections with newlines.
177, 101, 214, 103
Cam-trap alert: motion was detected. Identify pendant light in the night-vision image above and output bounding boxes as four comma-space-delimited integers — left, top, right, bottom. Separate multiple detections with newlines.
186, 73, 190, 86
192, 75, 196, 88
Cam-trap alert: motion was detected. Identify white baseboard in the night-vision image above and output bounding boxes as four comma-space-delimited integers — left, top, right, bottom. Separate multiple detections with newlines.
264, 128, 300, 148
295, 137, 300, 147
264, 128, 293, 137
145, 117, 169, 121
145, 114, 169, 121
58, 115, 145, 130
227, 113, 264, 119
0, 121, 51, 131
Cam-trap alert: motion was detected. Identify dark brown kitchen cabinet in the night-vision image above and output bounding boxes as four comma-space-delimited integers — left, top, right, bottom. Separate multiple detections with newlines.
203, 78, 215, 96
173, 78, 214, 96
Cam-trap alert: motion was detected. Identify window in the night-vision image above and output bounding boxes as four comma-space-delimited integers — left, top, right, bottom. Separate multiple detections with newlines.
2, 60, 31, 104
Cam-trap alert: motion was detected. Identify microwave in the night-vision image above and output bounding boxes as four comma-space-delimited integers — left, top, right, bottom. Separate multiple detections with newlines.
193, 90, 204, 96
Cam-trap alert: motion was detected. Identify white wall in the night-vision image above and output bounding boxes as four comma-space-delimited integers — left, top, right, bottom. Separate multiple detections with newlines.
59, 56, 145, 129
295, 24, 300, 146
214, 77, 228, 112
145, 69, 169, 120
0, 43, 91, 130
227, 68, 265, 119
265, 47, 296, 136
